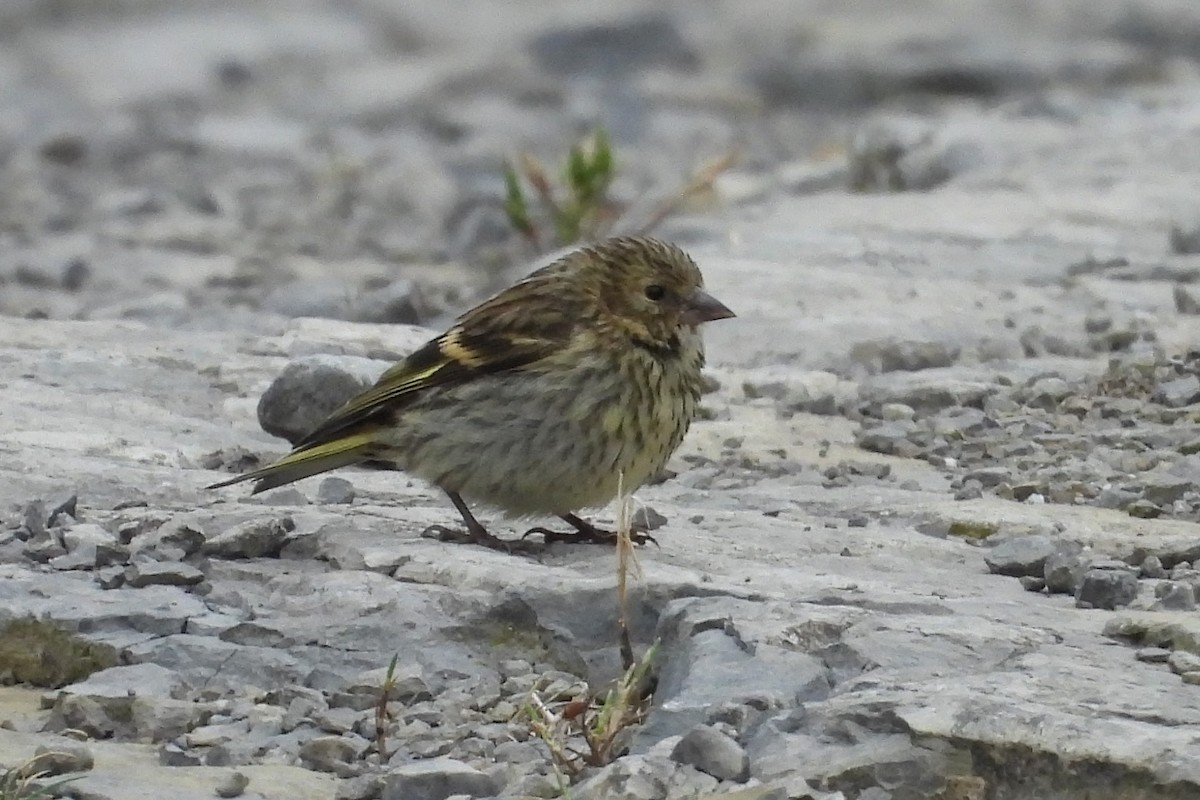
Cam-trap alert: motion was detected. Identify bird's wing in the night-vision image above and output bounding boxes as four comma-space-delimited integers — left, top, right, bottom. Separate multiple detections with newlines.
294, 286, 578, 449
206, 271, 584, 494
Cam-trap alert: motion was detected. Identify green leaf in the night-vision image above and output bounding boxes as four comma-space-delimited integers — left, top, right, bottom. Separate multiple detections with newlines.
502, 161, 534, 237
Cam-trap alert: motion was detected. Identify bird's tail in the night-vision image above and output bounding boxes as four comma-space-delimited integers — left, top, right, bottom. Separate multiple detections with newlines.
207, 431, 377, 494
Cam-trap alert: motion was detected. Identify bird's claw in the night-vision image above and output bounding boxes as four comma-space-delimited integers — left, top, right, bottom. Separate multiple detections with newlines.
420, 524, 540, 554
522, 525, 658, 547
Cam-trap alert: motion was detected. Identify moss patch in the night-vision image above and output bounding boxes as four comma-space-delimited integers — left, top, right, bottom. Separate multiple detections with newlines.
0, 617, 118, 688
947, 520, 999, 540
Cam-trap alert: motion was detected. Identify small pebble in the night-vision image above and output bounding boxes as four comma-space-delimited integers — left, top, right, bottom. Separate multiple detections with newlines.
215, 771, 250, 798
1135, 647, 1171, 664
317, 477, 357, 505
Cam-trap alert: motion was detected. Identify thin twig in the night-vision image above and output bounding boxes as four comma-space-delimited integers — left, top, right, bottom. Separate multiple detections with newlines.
635, 149, 739, 236
614, 472, 636, 670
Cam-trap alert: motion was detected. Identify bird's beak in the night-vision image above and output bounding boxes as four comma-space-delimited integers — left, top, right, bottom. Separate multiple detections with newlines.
681, 289, 735, 326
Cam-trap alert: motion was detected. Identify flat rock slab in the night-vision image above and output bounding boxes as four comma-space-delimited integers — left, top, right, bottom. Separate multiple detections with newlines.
0, 728, 335, 800
5, 313, 1200, 797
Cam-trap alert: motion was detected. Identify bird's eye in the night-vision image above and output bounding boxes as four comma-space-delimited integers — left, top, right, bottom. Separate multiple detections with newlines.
644, 284, 666, 301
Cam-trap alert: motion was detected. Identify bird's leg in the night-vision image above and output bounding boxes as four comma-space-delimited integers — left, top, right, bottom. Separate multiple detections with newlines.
421, 491, 525, 552
523, 513, 655, 546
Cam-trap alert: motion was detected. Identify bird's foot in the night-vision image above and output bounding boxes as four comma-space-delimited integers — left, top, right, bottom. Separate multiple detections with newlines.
420, 524, 540, 554
523, 515, 657, 547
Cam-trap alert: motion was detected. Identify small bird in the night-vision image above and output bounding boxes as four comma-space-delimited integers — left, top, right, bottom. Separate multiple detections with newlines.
209, 236, 734, 549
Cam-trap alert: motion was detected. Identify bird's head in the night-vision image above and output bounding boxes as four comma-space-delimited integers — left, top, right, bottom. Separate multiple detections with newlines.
575, 237, 735, 353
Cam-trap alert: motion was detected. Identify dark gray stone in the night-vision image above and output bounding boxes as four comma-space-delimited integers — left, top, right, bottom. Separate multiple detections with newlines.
381, 758, 497, 800
855, 421, 921, 457
1153, 581, 1196, 611
1044, 547, 1089, 594
670, 724, 750, 782
1170, 224, 1200, 255
1169, 650, 1200, 676
215, 770, 250, 798
202, 517, 295, 559
1140, 555, 1168, 579
262, 278, 424, 325
299, 735, 364, 773
123, 561, 205, 588
1075, 569, 1139, 610
984, 535, 1058, 578
317, 477, 357, 505
1153, 375, 1200, 408
1174, 284, 1200, 315
32, 743, 94, 775
256, 356, 385, 445
1019, 576, 1046, 592
528, 13, 697, 77
849, 337, 960, 373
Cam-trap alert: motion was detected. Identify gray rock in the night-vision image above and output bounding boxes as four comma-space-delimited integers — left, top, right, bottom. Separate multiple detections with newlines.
632, 506, 668, 532
20, 499, 48, 539
1126, 499, 1163, 520
299, 735, 364, 773
215, 770, 250, 798
1075, 568, 1139, 610
572, 754, 677, 800
31, 742, 95, 775
1024, 377, 1071, 410
847, 116, 966, 192
186, 720, 249, 748
1170, 223, 1200, 255
1137, 474, 1195, 506
849, 337, 960, 373
1135, 648, 1172, 664
670, 725, 750, 782
123, 561, 205, 588
47, 494, 79, 527
1153, 375, 1200, 408
1173, 284, 1200, 315
123, 634, 307, 692
1097, 486, 1142, 510
528, 13, 697, 77
134, 519, 206, 555
1140, 555, 1168, 579
317, 477, 357, 505
855, 421, 922, 458
47, 663, 195, 739
158, 742, 202, 767
964, 466, 1012, 488
1154, 581, 1197, 611
984, 535, 1058, 578
336, 774, 383, 800
202, 517, 294, 559
219, 621, 290, 648
740, 368, 850, 416
1168, 650, 1200, 676
24, 532, 67, 563
381, 757, 497, 800
858, 371, 995, 414
1043, 546, 1089, 594
644, 597, 831, 743
256, 356, 386, 444
265, 277, 429, 326
344, 663, 430, 704
305, 526, 412, 574
61, 523, 114, 553
880, 403, 916, 421
492, 739, 541, 764
1019, 576, 1046, 593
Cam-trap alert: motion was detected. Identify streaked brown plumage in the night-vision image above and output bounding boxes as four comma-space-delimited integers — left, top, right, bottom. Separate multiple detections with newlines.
209, 236, 734, 549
